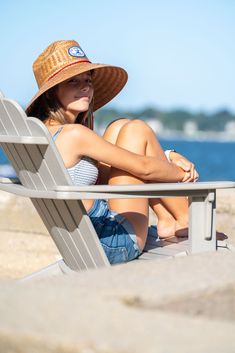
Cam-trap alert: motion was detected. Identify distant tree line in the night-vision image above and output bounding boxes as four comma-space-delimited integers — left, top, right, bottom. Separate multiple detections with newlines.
94, 107, 235, 131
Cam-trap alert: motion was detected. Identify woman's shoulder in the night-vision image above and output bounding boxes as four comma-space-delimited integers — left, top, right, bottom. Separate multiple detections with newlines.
62, 123, 91, 135
58, 124, 96, 145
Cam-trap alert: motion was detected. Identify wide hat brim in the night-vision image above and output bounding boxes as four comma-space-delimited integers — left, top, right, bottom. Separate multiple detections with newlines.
26, 62, 128, 112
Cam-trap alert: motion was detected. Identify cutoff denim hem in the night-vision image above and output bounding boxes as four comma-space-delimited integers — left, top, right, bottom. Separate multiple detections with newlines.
88, 199, 142, 264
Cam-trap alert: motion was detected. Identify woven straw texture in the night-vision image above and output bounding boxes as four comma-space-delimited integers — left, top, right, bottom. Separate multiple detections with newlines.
27, 40, 128, 112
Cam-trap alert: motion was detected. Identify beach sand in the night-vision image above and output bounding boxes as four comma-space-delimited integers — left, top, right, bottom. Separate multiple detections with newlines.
0, 189, 235, 352
0, 189, 235, 279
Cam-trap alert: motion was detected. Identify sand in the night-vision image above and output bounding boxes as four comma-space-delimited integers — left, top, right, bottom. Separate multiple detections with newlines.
0, 189, 235, 352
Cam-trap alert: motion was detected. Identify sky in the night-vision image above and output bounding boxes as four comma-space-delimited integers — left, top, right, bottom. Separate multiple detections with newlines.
0, 0, 234, 113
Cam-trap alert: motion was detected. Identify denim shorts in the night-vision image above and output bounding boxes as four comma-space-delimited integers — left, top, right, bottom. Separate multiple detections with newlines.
88, 199, 142, 264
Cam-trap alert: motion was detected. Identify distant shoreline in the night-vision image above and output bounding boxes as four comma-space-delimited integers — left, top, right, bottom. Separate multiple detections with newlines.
96, 126, 235, 143
158, 131, 235, 143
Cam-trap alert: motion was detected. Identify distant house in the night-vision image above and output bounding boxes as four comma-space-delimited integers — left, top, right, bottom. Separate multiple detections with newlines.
146, 119, 164, 134
225, 121, 235, 136
183, 121, 198, 136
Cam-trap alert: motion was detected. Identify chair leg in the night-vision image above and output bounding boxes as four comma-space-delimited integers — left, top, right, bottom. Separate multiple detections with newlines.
188, 191, 216, 253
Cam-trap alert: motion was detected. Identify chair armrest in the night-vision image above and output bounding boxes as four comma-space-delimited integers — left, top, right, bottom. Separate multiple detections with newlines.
53, 181, 235, 200
1, 180, 234, 200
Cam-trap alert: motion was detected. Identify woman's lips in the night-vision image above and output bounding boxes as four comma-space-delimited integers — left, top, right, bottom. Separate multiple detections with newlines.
76, 96, 89, 100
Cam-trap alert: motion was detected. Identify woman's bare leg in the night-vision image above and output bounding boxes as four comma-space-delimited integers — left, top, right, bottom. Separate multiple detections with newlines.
149, 199, 176, 238
99, 118, 130, 184
149, 198, 188, 238
102, 119, 188, 242
159, 197, 188, 237
107, 120, 151, 250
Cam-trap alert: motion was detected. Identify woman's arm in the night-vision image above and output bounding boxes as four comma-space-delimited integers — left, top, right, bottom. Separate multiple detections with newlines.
57, 124, 186, 182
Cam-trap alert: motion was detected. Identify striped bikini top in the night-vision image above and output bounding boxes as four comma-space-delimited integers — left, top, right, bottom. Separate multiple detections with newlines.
52, 127, 99, 186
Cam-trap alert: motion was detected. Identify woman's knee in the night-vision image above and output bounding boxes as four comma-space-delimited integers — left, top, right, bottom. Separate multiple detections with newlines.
119, 119, 154, 138
104, 118, 130, 134
103, 118, 130, 143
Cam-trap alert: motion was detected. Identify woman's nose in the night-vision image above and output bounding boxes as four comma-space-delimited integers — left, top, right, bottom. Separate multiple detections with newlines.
81, 83, 90, 92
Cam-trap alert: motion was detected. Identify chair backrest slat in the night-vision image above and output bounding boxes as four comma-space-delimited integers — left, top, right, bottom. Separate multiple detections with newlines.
0, 99, 31, 135
32, 198, 86, 270
26, 118, 72, 188
54, 199, 99, 268
67, 200, 110, 267
0, 100, 17, 135
1, 143, 32, 186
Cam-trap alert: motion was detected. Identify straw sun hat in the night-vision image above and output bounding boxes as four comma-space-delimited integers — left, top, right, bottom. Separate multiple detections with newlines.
26, 40, 128, 112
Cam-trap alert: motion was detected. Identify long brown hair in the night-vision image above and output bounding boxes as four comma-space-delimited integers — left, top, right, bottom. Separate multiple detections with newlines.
26, 86, 94, 129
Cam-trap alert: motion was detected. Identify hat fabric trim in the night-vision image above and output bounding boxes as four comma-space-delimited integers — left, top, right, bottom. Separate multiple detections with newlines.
47, 59, 91, 82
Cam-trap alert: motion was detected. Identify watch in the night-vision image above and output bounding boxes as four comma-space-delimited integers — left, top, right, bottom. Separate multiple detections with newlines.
164, 149, 176, 162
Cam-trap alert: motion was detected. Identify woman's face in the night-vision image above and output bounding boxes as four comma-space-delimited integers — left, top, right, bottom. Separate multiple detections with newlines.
56, 71, 94, 122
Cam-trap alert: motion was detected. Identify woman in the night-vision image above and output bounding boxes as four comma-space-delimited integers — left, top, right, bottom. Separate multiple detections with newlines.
26, 40, 198, 264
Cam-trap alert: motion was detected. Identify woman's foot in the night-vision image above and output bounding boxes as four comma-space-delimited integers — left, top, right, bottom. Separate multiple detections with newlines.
157, 219, 188, 239
157, 219, 176, 239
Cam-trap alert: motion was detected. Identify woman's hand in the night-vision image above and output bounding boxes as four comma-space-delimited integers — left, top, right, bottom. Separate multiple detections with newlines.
169, 151, 199, 182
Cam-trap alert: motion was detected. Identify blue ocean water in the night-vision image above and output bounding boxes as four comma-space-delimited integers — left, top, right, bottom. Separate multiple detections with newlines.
0, 139, 235, 181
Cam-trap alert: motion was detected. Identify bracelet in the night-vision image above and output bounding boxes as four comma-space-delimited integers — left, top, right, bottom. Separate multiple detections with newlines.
164, 149, 176, 162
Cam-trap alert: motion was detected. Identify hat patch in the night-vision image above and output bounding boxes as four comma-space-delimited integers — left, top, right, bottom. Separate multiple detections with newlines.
68, 46, 85, 58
